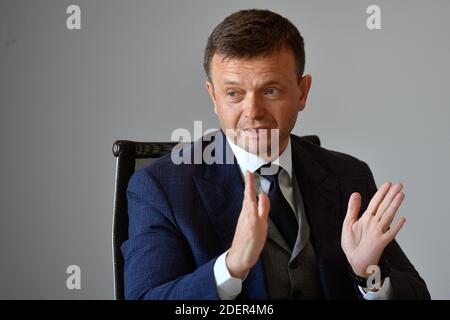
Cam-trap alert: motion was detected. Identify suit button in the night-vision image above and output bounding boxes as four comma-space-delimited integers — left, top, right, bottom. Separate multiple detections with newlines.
290, 260, 299, 269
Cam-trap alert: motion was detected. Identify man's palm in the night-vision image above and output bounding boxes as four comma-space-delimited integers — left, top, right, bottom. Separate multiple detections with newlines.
341, 182, 406, 277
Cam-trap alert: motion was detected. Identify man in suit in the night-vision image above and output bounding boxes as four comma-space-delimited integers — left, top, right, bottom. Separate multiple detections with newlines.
122, 9, 430, 300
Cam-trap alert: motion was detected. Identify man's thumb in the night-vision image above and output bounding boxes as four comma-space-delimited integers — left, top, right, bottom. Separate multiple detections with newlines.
343, 192, 361, 229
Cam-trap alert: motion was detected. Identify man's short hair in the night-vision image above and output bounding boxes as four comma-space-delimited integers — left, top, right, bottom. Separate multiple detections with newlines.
203, 9, 305, 81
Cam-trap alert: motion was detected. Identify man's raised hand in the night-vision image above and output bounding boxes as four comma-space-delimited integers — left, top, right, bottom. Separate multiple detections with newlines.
226, 171, 270, 279
341, 182, 406, 278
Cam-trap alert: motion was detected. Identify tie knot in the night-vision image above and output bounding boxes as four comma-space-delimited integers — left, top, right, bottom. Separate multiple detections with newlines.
257, 163, 281, 183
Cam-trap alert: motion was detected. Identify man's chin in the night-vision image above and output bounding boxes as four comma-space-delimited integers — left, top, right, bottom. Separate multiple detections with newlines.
223, 128, 280, 158
236, 138, 275, 159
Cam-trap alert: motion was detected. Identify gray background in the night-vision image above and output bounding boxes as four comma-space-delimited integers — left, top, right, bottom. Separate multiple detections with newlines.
1, 0, 448, 299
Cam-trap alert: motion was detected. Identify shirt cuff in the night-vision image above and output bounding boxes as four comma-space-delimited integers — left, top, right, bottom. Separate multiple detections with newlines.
359, 277, 393, 300
213, 250, 245, 300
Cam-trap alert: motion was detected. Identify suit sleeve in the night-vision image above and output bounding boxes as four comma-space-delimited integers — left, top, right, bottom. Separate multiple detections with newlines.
121, 169, 220, 300
364, 162, 431, 300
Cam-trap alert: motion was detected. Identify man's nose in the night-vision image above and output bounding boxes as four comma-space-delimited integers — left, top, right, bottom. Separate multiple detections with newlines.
242, 93, 265, 120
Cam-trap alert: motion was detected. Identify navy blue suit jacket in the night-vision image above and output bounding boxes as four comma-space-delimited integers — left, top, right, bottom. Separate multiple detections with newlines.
122, 131, 430, 299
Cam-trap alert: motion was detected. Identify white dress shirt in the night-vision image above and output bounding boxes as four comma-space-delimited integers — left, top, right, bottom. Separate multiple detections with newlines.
213, 137, 392, 300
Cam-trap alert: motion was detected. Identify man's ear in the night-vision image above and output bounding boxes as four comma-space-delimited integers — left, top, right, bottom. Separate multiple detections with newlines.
297, 74, 312, 111
205, 80, 218, 115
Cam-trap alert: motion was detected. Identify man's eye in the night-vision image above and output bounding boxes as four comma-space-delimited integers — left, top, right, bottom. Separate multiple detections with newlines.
265, 88, 279, 95
226, 91, 238, 97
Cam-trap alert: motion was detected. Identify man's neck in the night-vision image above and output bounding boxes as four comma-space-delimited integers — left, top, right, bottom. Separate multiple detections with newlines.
225, 135, 293, 179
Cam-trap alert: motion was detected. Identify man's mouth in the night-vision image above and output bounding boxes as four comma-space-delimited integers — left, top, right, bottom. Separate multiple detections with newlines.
240, 127, 273, 138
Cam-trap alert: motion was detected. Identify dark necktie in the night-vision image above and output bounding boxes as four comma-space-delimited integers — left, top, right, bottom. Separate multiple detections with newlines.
258, 164, 299, 250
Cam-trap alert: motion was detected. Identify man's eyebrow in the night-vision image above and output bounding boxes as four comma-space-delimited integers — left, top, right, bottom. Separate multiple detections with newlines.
261, 80, 283, 86
223, 80, 241, 85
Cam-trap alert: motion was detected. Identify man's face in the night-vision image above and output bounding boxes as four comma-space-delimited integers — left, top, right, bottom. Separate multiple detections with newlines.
205, 47, 312, 157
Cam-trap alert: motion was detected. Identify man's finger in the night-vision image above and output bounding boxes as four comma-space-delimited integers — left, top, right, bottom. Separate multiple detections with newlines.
343, 192, 361, 229
257, 192, 270, 219
383, 217, 406, 243
380, 192, 405, 231
366, 182, 391, 215
375, 183, 403, 221
244, 170, 257, 205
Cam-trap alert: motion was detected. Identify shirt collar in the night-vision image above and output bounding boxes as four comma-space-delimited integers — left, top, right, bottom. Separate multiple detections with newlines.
226, 136, 293, 179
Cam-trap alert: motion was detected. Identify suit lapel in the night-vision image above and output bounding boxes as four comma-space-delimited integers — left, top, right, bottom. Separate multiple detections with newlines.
193, 130, 268, 299
290, 135, 337, 243
291, 136, 356, 299
193, 131, 243, 250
